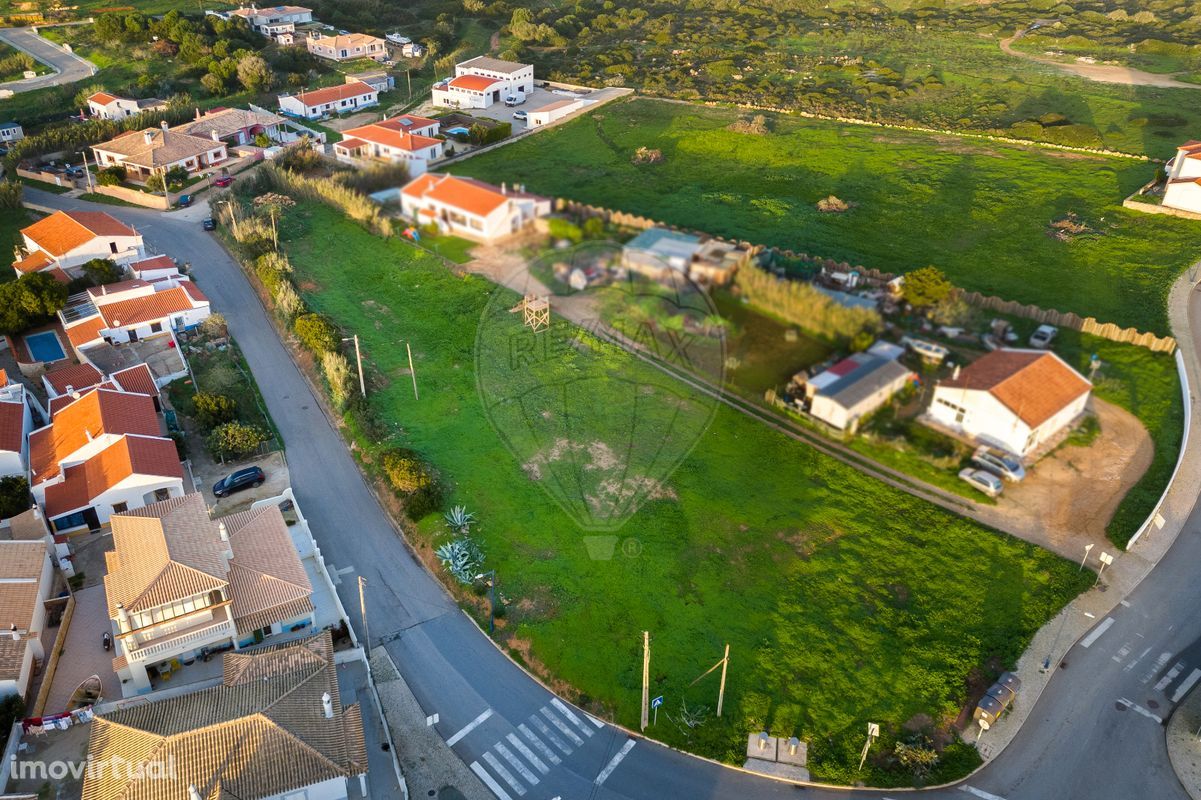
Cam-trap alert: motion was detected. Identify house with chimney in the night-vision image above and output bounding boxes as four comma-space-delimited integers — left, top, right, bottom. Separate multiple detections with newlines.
91, 120, 229, 183
278, 79, 379, 120
28, 388, 184, 533
59, 278, 211, 356
400, 173, 550, 243
43, 361, 162, 414
103, 493, 315, 695
0, 541, 54, 699
82, 631, 366, 800
172, 106, 286, 147
86, 91, 167, 121
334, 114, 444, 175
306, 31, 387, 62
12, 210, 144, 280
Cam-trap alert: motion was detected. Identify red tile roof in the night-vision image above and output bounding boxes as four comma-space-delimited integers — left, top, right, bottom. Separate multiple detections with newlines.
401, 173, 510, 218
940, 350, 1091, 428
97, 286, 201, 329
21, 211, 138, 258
0, 402, 23, 454
129, 255, 176, 273
293, 80, 376, 108
44, 435, 181, 518
44, 362, 104, 395
87, 91, 120, 106
111, 364, 158, 397
0, 369, 7, 386
180, 281, 208, 303
87, 279, 152, 300
341, 119, 441, 153
448, 75, 501, 92
12, 250, 52, 274
29, 389, 160, 484
65, 317, 107, 349
392, 114, 438, 130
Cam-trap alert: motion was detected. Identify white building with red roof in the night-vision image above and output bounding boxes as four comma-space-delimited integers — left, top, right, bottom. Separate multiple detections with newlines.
400, 173, 550, 243
431, 56, 534, 109
12, 210, 145, 280
333, 114, 444, 175
28, 388, 183, 533
277, 79, 379, 120
86, 91, 167, 121
1163, 140, 1201, 214
0, 370, 35, 479
0, 540, 54, 699
305, 31, 387, 62
43, 362, 162, 415
58, 278, 211, 355
227, 4, 313, 31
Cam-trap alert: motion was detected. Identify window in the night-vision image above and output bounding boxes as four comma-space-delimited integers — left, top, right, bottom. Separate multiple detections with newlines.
53, 510, 88, 531
154, 488, 170, 501
109, 242, 118, 254
150, 321, 162, 333
111, 502, 128, 514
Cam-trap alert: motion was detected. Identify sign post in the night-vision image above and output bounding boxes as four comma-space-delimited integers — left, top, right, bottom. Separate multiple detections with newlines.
1096, 552, 1114, 586
858, 722, 879, 772
651, 695, 663, 726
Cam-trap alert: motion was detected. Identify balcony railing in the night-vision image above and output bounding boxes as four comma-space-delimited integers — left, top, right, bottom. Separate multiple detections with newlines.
127, 618, 234, 664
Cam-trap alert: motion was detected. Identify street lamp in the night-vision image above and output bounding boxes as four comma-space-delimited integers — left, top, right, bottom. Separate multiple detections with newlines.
475, 570, 497, 633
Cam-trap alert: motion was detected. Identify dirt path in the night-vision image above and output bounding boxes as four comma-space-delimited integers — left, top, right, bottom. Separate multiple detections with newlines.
991, 398, 1154, 555
1001, 32, 1201, 90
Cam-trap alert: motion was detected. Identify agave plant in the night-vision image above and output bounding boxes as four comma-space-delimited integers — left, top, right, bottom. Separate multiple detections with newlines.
444, 505, 477, 534
434, 537, 482, 584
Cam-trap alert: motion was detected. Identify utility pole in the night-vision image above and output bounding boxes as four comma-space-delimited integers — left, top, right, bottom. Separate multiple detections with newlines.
717, 644, 729, 718
358, 575, 369, 650
406, 69, 412, 99
640, 631, 650, 731
81, 150, 94, 192
406, 341, 419, 400
344, 335, 365, 397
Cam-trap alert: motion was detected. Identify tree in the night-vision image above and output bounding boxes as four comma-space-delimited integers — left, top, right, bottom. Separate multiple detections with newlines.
253, 192, 295, 247
0, 273, 69, 334
207, 422, 267, 460
381, 448, 434, 494
81, 258, 123, 285
236, 54, 274, 92
200, 72, 226, 95
293, 312, 339, 353
902, 266, 953, 310
193, 392, 238, 429
97, 165, 126, 186
0, 476, 30, 520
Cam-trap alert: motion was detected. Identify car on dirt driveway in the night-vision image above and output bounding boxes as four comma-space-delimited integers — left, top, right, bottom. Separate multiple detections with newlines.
959, 468, 1003, 498
212, 466, 265, 498
971, 446, 1026, 482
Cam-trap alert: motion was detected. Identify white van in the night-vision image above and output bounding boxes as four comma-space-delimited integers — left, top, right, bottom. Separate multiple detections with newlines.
503, 92, 527, 106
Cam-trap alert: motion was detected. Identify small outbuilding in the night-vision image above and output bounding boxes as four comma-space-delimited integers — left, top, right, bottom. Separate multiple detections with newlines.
799, 342, 913, 432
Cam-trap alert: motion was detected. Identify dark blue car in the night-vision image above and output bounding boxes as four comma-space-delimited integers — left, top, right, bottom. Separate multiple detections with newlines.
212, 466, 265, 498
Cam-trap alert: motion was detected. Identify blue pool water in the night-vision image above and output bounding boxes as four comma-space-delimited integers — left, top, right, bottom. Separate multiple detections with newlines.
24, 330, 66, 363
446, 126, 470, 135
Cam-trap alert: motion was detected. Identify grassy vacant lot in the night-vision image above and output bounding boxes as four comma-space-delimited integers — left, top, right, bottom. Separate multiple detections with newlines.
281, 202, 1090, 784
454, 98, 1201, 336
0, 206, 32, 285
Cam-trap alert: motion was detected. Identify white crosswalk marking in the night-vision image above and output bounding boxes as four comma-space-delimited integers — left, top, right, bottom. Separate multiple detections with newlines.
471, 761, 514, 800
529, 715, 572, 755
483, 750, 526, 796
518, 724, 562, 765
1172, 668, 1201, 702
594, 739, 636, 785
447, 708, 493, 747
960, 787, 1007, 800
550, 698, 595, 736
507, 732, 551, 774
587, 713, 605, 728
495, 741, 540, 786
541, 706, 584, 746
1079, 617, 1114, 648
1155, 662, 1184, 692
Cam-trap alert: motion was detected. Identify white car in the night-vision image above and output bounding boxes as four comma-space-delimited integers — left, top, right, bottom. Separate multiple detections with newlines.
959, 468, 1003, 498
972, 446, 1026, 482
512, 109, 528, 121
1029, 324, 1058, 348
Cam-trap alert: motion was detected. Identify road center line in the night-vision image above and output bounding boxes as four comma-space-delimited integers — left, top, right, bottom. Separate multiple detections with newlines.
1172, 668, 1201, 702
959, 786, 1008, 800
1079, 617, 1115, 648
595, 739, 636, 785
471, 760, 515, 800
447, 708, 493, 747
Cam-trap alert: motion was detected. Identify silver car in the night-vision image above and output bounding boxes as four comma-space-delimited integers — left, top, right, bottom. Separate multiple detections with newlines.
1029, 324, 1058, 348
959, 468, 1003, 498
972, 446, 1026, 482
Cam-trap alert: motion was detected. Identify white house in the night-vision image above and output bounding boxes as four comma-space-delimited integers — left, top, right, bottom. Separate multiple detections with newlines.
103, 493, 314, 695
59, 279, 211, 354
801, 342, 912, 432
431, 55, 534, 109
12, 210, 144, 280
346, 70, 394, 93
526, 98, 586, 127
926, 349, 1091, 457
278, 80, 379, 120
0, 121, 23, 144
0, 541, 54, 699
28, 388, 184, 533
86, 91, 167, 120
1161, 140, 1201, 214
92, 121, 229, 183
227, 3, 313, 31
335, 115, 443, 175
306, 31, 387, 62
0, 370, 36, 479
400, 173, 550, 243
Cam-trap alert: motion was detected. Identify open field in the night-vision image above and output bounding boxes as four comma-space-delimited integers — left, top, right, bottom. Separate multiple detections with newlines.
0, 206, 32, 284
453, 98, 1201, 336
278, 201, 1090, 784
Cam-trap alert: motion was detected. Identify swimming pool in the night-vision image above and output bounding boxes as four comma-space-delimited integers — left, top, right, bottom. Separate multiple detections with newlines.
446, 126, 470, 135
24, 330, 67, 363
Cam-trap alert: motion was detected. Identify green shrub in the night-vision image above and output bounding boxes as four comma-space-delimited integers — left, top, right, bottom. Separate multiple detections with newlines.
380, 447, 442, 519
547, 217, 583, 243
735, 263, 881, 343
207, 422, 267, 460
255, 252, 292, 296
193, 392, 237, 430
81, 258, 123, 285
0, 476, 30, 520
293, 312, 340, 354
97, 165, 126, 186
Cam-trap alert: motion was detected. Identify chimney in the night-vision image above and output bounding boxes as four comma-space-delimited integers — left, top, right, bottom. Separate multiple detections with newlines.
188, 786, 203, 800
65, 384, 74, 395
9, 625, 17, 641
501, 182, 507, 194
142, 129, 155, 145
322, 692, 334, 719
160, 119, 169, 131
195, 107, 202, 120
211, 129, 220, 142
218, 521, 229, 543
952, 364, 961, 380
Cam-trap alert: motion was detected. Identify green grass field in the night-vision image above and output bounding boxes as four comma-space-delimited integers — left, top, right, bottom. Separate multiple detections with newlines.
279, 202, 1090, 785
0, 207, 32, 284
453, 98, 1201, 336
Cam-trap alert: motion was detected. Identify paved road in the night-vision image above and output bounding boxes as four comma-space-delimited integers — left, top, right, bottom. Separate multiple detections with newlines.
0, 26, 95, 93
23, 189, 1201, 800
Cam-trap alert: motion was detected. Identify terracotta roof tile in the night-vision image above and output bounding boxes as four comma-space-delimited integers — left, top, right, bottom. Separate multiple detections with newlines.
940, 349, 1091, 428
402, 173, 511, 217
0, 401, 24, 454
12, 250, 52, 274
111, 363, 158, 397
448, 74, 502, 92
44, 435, 181, 518
223, 505, 313, 635
98, 286, 203, 329
48, 382, 116, 418
87, 279, 152, 300
43, 362, 104, 395
65, 317, 106, 349
0, 541, 48, 679
29, 389, 159, 484
341, 119, 441, 153
129, 254, 176, 273
289, 80, 376, 108
21, 211, 138, 257
87, 91, 120, 105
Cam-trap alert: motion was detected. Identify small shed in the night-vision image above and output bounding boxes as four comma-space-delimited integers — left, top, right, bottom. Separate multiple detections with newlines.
802, 346, 913, 432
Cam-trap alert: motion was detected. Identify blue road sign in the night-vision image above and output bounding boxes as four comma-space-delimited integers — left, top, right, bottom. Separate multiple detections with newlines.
651, 695, 664, 709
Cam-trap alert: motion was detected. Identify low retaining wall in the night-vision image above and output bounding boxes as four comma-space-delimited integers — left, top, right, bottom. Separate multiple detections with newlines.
90, 183, 170, 209
16, 167, 81, 190
1123, 198, 1201, 221
32, 595, 74, 716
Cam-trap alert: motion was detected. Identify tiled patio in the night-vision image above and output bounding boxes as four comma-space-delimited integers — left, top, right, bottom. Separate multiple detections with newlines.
43, 584, 122, 715
82, 334, 187, 384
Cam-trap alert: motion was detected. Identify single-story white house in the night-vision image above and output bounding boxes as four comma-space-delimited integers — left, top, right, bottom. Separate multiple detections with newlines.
86, 91, 167, 120
431, 55, 534, 109
59, 278, 211, 354
92, 121, 229, 181
227, 3, 312, 31
1161, 140, 1201, 214
400, 173, 550, 243
801, 341, 912, 432
335, 115, 444, 175
278, 80, 379, 120
0, 541, 54, 699
0, 121, 23, 144
12, 210, 145, 280
926, 348, 1091, 457
526, 98, 586, 127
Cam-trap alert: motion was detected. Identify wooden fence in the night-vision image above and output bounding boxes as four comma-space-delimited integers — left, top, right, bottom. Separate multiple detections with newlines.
554, 199, 1178, 354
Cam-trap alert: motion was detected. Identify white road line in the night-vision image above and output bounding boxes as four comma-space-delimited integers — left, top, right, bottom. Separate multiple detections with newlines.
495, 742, 540, 786
426, 713, 439, 726
507, 732, 551, 774
1113, 643, 1131, 663
1079, 617, 1115, 648
1125, 646, 1153, 673
483, 750, 527, 796
959, 786, 1007, 800
1120, 599, 1131, 607
447, 708, 493, 747
1117, 697, 1164, 724
587, 713, 605, 728
1172, 668, 1201, 702
471, 761, 514, 800
1143, 652, 1174, 685
529, 715, 572, 755
541, 707, 585, 746
594, 739, 636, 785
1155, 663, 1184, 692
518, 724, 562, 764
551, 698, 595, 736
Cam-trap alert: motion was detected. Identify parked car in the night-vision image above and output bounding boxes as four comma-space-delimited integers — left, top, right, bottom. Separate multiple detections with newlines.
213, 174, 233, 188
959, 468, 1003, 498
212, 466, 266, 498
972, 446, 1026, 482
503, 92, 526, 106
202, 217, 216, 231
177, 194, 193, 208
1029, 324, 1058, 348
512, 109, 528, 121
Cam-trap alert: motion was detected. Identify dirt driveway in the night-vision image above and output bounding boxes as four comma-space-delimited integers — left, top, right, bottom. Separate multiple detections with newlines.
1001, 33, 1201, 90
989, 398, 1153, 557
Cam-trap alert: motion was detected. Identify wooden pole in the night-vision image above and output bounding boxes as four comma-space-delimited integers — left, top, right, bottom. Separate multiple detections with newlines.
358, 575, 369, 650
640, 631, 650, 731
717, 643, 729, 718
406, 341, 419, 400
353, 334, 366, 397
